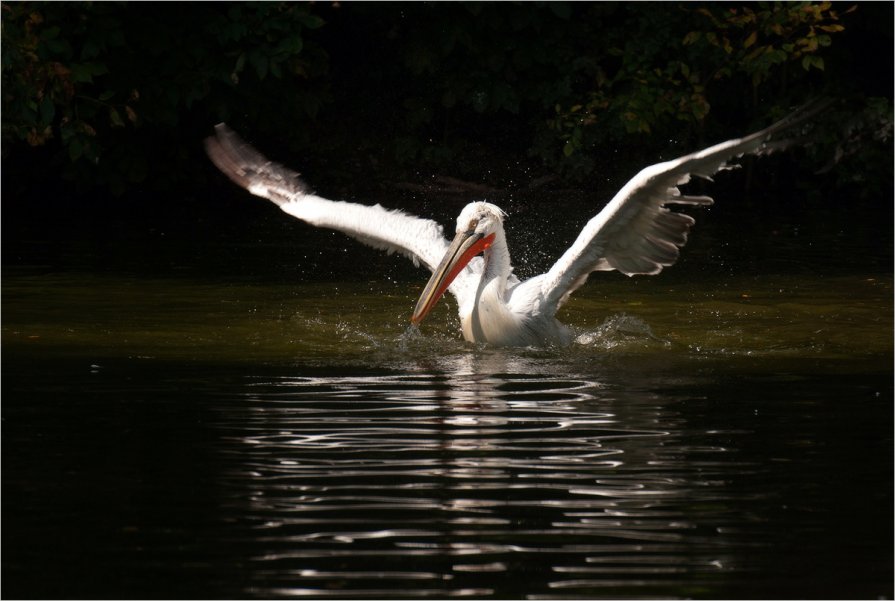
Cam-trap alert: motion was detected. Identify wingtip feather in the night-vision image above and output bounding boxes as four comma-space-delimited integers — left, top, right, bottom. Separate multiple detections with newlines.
205, 122, 311, 206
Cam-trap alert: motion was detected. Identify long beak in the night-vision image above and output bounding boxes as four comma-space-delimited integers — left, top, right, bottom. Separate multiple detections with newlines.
411, 230, 495, 326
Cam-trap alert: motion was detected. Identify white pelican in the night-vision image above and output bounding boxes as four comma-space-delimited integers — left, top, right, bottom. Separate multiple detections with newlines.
205, 102, 825, 347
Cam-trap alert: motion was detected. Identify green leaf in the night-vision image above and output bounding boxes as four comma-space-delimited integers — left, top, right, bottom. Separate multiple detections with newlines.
70, 62, 108, 84
769, 48, 787, 64
44, 38, 72, 57
60, 123, 74, 142
744, 30, 757, 48
811, 56, 825, 71
249, 52, 268, 80
801, 55, 819, 71
109, 107, 124, 127
277, 35, 304, 56
39, 96, 55, 124
68, 137, 83, 161
298, 13, 325, 30
40, 26, 61, 40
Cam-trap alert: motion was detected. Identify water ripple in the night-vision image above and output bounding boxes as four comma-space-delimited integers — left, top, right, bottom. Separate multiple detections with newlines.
208, 367, 763, 598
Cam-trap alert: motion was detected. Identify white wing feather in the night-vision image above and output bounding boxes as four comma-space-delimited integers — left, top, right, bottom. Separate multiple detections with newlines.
205, 124, 482, 300
517, 101, 829, 315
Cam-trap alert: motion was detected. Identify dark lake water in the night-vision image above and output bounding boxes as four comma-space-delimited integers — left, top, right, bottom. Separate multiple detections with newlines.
3, 188, 893, 599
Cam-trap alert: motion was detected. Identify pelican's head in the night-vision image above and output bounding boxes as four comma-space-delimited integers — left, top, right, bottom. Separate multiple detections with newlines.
411, 202, 506, 327
454, 201, 506, 237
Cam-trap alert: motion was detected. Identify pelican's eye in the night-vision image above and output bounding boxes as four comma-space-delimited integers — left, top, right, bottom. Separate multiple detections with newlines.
467, 218, 479, 231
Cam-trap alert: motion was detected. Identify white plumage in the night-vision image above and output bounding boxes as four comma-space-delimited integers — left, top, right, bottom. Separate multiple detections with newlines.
205, 101, 825, 347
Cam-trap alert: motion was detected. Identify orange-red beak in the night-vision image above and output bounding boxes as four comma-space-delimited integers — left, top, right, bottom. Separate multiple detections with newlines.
411, 229, 495, 326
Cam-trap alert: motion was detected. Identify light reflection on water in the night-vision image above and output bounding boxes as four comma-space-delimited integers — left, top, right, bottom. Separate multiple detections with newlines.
210, 358, 752, 599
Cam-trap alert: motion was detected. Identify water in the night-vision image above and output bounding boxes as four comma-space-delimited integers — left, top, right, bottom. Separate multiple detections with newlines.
2, 193, 893, 598
3, 269, 892, 599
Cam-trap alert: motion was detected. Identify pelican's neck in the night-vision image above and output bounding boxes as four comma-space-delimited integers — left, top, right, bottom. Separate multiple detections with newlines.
461, 227, 526, 344
481, 228, 512, 292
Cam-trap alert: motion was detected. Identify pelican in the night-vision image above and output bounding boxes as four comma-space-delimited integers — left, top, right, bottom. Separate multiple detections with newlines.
205, 102, 825, 347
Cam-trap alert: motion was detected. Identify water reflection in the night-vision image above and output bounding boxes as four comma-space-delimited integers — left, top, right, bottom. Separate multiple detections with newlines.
218, 354, 752, 598
3, 271, 890, 597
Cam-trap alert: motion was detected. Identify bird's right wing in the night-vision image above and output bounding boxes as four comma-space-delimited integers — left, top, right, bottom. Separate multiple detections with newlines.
205, 124, 453, 274
520, 100, 830, 316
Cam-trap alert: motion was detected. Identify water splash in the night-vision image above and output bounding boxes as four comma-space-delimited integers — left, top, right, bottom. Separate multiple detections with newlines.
573, 313, 669, 350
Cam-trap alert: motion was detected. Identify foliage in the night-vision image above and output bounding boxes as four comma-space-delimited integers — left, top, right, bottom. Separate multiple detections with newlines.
383, 2, 582, 164
549, 2, 852, 162
2, 1, 327, 193
346, 1, 867, 182
684, 2, 849, 86
1, 1, 889, 197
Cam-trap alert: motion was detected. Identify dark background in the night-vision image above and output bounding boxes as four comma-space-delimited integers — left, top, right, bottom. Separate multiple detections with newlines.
2, 2, 893, 279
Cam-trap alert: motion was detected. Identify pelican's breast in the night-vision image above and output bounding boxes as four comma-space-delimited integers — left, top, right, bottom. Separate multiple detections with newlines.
460, 279, 546, 346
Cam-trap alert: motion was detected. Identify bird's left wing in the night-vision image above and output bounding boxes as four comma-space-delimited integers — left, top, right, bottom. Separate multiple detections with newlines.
205, 124, 451, 273
517, 100, 828, 315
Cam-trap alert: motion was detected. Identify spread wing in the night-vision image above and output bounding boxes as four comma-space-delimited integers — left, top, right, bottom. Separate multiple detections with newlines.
205, 124, 487, 301
516, 100, 830, 315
